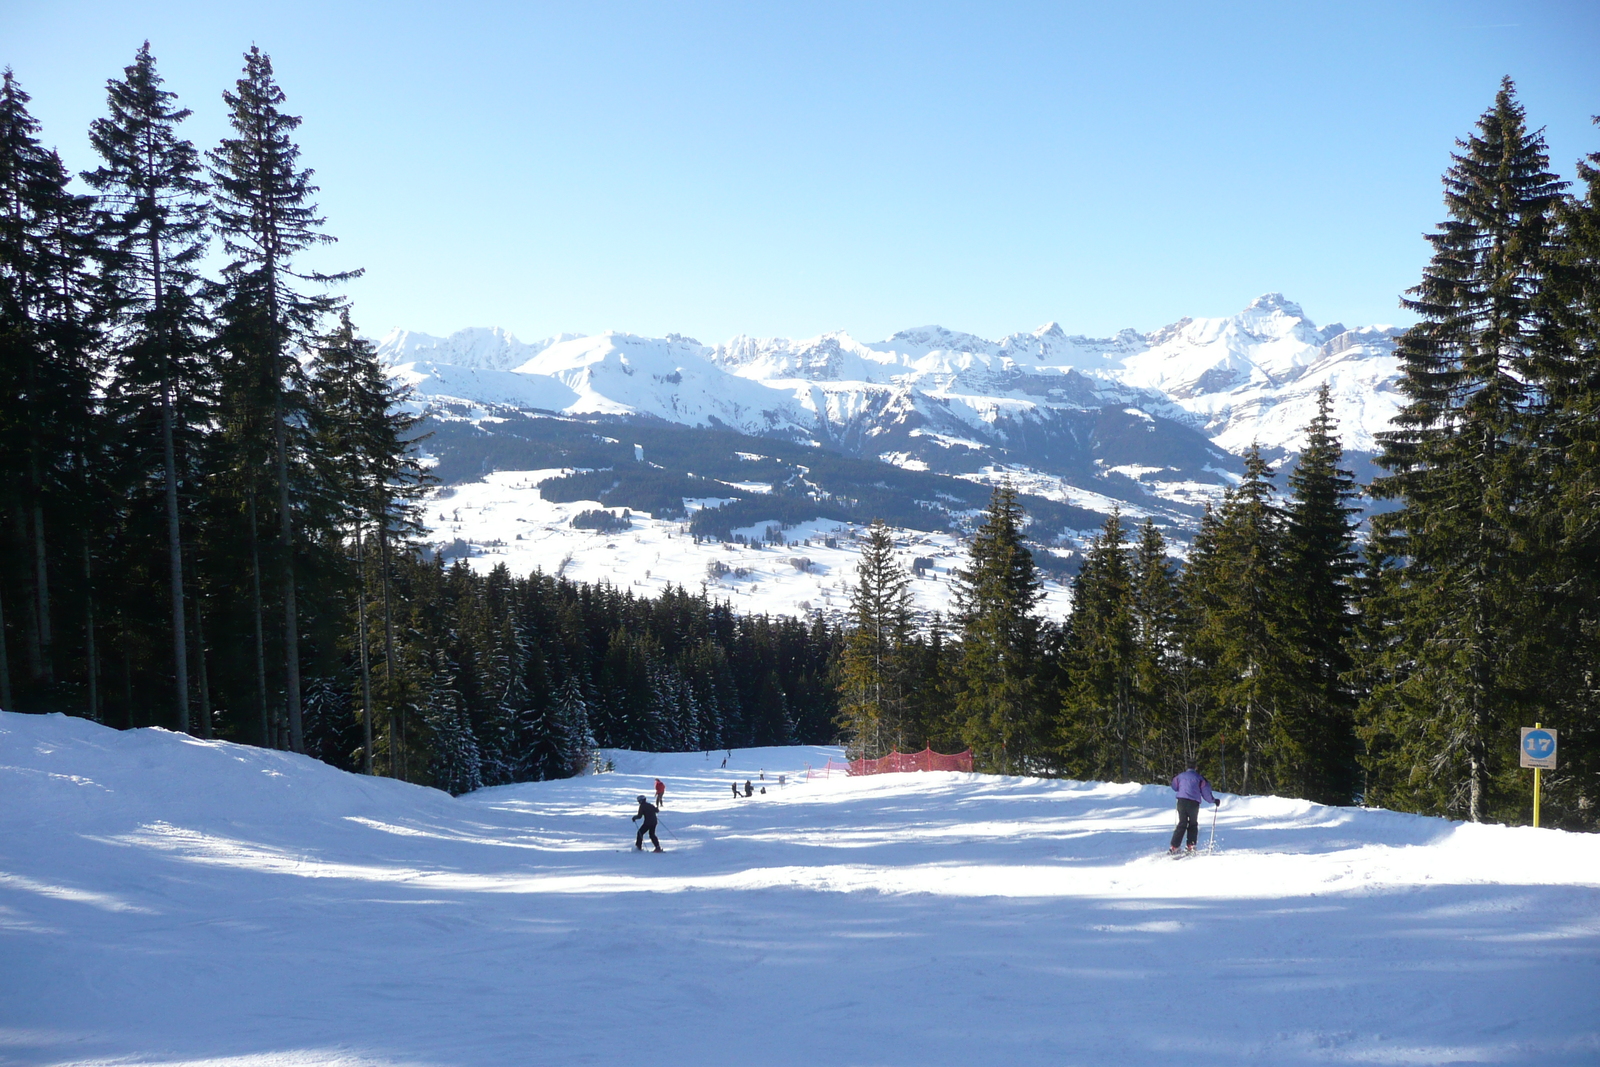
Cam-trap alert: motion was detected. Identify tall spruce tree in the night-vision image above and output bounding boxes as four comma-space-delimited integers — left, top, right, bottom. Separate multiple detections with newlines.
84, 43, 211, 733
1526, 119, 1600, 828
1059, 509, 1138, 781
838, 520, 914, 758
209, 47, 359, 753
1181, 446, 1299, 796
1282, 385, 1362, 803
1129, 518, 1182, 771
0, 71, 105, 708
309, 309, 423, 771
952, 481, 1042, 773
1362, 79, 1564, 822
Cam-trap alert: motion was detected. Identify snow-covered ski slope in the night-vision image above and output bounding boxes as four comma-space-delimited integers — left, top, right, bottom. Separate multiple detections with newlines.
4, 712, 1598, 1066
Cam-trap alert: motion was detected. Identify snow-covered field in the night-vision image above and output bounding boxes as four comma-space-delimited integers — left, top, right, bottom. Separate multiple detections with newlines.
427, 469, 1077, 620
4, 710, 1598, 1066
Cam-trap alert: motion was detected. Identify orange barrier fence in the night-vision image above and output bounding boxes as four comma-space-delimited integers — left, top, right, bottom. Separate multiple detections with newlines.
806, 747, 973, 779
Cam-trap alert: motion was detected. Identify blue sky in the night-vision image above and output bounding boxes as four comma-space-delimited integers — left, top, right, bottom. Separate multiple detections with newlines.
7, 1, 1600, 343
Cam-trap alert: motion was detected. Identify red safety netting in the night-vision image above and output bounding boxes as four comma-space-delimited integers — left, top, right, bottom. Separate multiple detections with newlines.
806, 748, 973, 778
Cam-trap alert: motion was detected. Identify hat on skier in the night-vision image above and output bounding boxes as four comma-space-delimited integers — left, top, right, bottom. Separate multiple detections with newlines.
637, 795, 647, 803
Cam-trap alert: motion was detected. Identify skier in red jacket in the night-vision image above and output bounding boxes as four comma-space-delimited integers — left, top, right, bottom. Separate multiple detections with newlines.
654, 779, 665, 808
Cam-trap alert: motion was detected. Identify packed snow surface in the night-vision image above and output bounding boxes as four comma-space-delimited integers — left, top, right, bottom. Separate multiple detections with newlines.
4, 711, 1598, 1066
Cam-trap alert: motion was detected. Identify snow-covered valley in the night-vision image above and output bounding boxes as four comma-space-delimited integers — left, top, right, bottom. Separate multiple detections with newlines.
428, 469, 1076, 620
3, 711, 1597, 1066
392, 295, 1402, 618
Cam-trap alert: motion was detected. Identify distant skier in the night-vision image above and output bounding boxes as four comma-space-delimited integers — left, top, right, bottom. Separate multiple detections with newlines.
654, 778, 665, 807
721, 757, 727, 769
632, 795, 663, 852
1170, 762, 1219, 854
743, 780, 754, 797
731, 782, 739, 799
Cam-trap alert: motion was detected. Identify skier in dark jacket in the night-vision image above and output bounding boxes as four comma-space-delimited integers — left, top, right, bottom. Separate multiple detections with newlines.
743, 780, 754, 797
632, 795, 662, 852
1170, 763, 1219, 853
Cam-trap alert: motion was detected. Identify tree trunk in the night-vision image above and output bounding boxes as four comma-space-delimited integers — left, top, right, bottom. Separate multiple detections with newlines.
272, 362, 302, 753
193, 590, 213, 740
81, 539, 97, 721
30, 496, 52, 686
248, 491, 271, 747
162, 393, 190, 733
14, 510, 41, 686
380, 523, 401, 778
1242, 695, 1253, 796
0, 586, 11, 709
356, 523, 374, 774
122, 640, 134, 729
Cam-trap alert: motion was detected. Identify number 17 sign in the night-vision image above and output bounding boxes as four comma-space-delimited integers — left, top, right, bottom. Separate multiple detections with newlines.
1520, 727, 1558, 770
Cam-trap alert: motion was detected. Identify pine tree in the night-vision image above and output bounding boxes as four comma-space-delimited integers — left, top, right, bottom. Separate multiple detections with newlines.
84, 43, 211, 733
209, 47, 360, 753
0, 71, 105, 710
475, 609, 528, 786
1059, 509, 1138, 781
1362, 79, 1564, 822
1523, 117, 1600, 828
309, 309, 425, 771
1281, 384, 1362, 803
425, 660, 481, 796
1130, 518, 1183, 772
553, 672, 595, 776
838, 520, 914, 758
952, 481, 1043, 773
1181, 446, 1299, 796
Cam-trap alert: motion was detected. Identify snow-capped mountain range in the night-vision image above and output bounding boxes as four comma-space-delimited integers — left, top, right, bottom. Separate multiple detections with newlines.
381, 294, 1402, 470
379, 295, 1404, 616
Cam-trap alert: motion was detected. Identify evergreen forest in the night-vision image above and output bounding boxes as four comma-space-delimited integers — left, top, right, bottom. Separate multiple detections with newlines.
3, 53, 1598, 830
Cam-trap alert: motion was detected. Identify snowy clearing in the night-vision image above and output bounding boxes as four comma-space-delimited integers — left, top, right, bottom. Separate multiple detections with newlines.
423, 469, 1076, 620
2, 711, 1598, 1066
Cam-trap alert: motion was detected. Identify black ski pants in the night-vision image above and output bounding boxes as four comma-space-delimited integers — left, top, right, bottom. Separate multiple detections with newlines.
636, 824, 659, 850
1171, 798, 1201, 849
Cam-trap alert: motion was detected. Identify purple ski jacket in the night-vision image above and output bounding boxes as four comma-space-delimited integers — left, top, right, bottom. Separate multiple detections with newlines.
1172, 769, 1218, 805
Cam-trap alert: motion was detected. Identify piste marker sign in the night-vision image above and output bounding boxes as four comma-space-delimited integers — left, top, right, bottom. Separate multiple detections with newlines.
1520, 727, 1558, 770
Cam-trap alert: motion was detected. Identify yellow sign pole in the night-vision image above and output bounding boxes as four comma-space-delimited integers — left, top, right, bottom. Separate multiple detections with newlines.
1533, 721, 1542, 829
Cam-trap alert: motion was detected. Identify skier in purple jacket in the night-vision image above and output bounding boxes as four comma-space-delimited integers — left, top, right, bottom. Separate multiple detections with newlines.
1170, 762, 1219, 853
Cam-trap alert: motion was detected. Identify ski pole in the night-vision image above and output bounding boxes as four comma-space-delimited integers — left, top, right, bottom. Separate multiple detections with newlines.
1207, 803, 1219, 853
657, 820, 678, 841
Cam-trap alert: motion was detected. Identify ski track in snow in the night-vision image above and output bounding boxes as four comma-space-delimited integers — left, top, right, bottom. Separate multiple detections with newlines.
2, 712, 1598, 1066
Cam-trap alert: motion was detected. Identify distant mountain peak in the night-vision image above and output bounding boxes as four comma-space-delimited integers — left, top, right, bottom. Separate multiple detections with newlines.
1245, 292, 1305, 318
380, 293, 1403, 470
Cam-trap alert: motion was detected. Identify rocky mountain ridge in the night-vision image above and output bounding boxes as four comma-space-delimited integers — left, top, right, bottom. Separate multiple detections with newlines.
378, 295, 1404, 520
